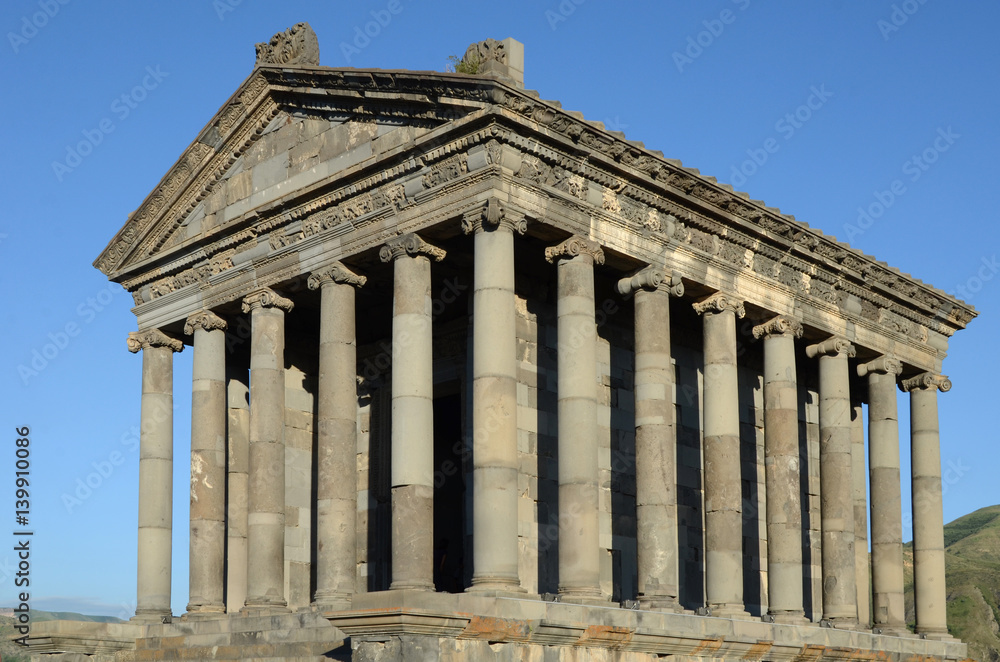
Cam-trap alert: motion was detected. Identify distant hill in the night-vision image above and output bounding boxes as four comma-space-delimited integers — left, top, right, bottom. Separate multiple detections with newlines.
904, 505, 1000, 662
0, 609, 124, 661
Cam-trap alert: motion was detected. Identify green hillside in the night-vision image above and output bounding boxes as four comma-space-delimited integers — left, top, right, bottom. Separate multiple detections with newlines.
904, 505, 1000, 662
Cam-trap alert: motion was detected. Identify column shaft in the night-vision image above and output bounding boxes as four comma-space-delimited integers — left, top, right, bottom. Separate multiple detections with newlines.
862, 358, 905, 633
851, 396, 871, 628
807, 337, 858, 625
380, 234, 444, 591
243, 288, 293, 611
468, 209, 522, 591
128, 329, 182, 622
694, 292, 747, 618
186, 312, 228, 615
620, 267, 682, 610
547, 236, 604, 601
311, 264, 365, 605
754, 317, 805, 622
904, 373, 952, 638
225, 365, 250, 613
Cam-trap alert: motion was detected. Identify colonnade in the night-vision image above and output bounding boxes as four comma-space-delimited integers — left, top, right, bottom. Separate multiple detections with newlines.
126, 228, 952, 637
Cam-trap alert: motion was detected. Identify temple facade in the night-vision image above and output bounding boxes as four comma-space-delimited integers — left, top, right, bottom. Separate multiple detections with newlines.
28, 26, 976, 662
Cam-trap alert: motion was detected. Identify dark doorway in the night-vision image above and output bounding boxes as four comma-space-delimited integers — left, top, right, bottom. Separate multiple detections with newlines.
433, 393, 466, 592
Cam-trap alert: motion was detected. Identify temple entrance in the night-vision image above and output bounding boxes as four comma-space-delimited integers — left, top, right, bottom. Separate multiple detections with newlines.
433, 392, 466, 592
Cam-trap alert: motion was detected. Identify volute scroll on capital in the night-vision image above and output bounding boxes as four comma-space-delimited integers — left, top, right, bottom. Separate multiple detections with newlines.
617, 266, 684, 298
900, 372, 952, 393
183, 310, 228, 336
752, 315, 803, 340
692, 291, 745, 319
307, 262, 367, 290
241, 287, 294, 314
127, 328, 184, 354
544, 235, 605, 265
461, 197, 527, 235
857, 355, 903, 378
805, 336, 856, 359
379, 233, 447, 263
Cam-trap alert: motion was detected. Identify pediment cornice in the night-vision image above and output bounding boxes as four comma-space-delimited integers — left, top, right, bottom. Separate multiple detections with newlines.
96, 65, 977, 338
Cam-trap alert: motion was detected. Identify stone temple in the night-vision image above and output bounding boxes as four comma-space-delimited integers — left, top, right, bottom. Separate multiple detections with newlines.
27, 24, 977, 662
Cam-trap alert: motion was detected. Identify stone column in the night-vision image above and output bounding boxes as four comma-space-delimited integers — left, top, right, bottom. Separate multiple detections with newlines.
379, 233, 446, 591
464, 199, 526, 592
126, 328, 183, 622
308, 263, 366, 607
241, 288, 294, 612
545, 235, 605, 602
805, 336, 858, 627
184, 311, 228, 616
851, 392, 871, 629
902, 372, 953, 639
692, 291, 748, 619
752, 315, 806, 624
225, 364, 250, 614
618, 266, 684, 611
858, 356, 905, 634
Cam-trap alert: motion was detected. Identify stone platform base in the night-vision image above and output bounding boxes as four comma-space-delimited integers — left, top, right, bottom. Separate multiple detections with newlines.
24, 592, 972, 661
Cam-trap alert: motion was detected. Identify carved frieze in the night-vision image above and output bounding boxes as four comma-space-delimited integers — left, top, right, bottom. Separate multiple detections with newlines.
422, 153, 468, 189
878, 308, 928, 342
255, 23, 320, 68
144, 252, 236, 302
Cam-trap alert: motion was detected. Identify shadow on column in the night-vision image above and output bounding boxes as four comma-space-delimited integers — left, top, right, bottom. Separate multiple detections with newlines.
737, 339, 764, 618
366, 376, 392, 592
797, 354, 818, 622
674, 343, 704, 611
532, 293, 560, 596
432, 392, 466, 593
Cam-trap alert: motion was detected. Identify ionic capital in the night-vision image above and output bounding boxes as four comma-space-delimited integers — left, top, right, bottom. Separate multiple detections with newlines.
241, 287, 294, 314
461, 197, 527, 235
307, 262, 367, 290
692, 291, 745, 319
900, 372, 952, 393
183, 310, 228, 336
617, 266, 684, 298
752, 315, 803, 340
544, 235, 605, 265
127, 328, 184, 354
857, 355, 902, 378
805, 336, 856, 359
379, 233, 446, 263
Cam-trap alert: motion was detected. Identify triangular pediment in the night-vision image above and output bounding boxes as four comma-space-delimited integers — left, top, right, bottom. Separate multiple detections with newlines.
94, 66, 500, 280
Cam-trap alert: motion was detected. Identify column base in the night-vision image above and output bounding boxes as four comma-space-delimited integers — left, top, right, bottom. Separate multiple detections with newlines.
872, 626, 915, 637
312, 591, 354, 612
558, 588, 608, 606
240, 598, 290, 617
766, 610, 810, 625
638, 596, 682, 613
131, 609, 172, 624
917, 627, 954, 641
183, 603, 226, 620
821, 616, 860, 629
707, 604, 753, 620
467, 577, 527, 595
389, 580, 434, 592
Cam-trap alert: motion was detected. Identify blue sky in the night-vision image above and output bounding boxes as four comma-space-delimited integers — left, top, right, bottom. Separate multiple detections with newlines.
2, 1, 997, 617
